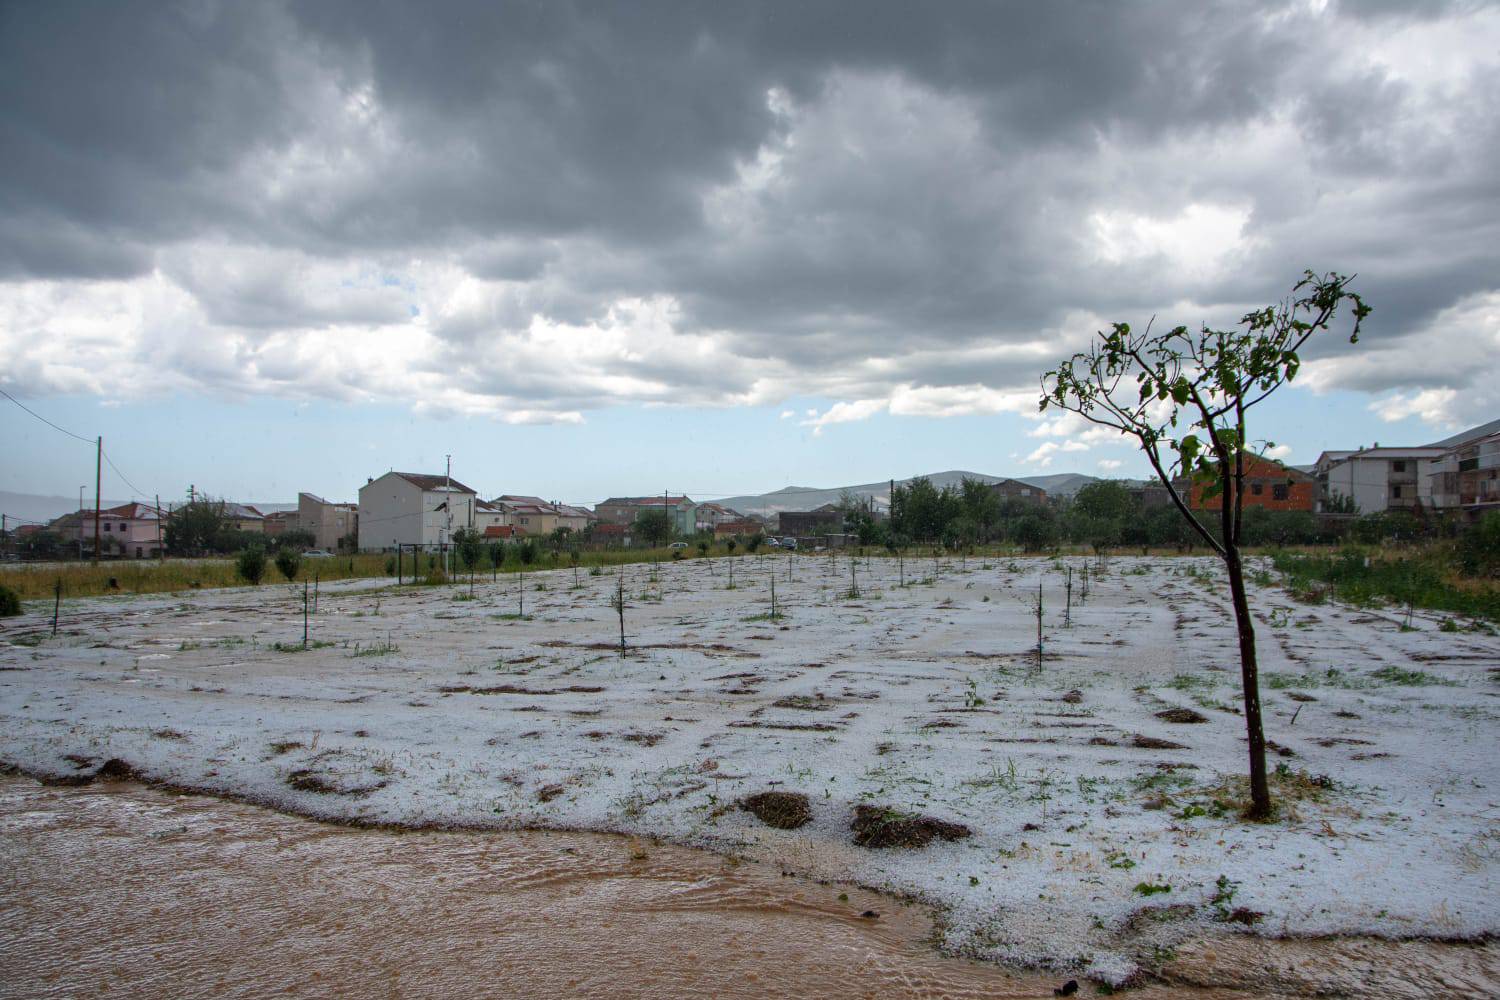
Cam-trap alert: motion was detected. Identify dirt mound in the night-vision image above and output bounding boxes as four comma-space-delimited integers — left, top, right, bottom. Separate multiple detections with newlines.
96, 758, 145, 782
739, 791, 812, 830
1155, 708, 1208, 724
1132, 734, 1188, 750
851, 805, 971, 849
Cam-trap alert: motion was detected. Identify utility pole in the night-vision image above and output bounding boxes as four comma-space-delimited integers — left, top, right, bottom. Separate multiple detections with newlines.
93, 436, 101, 566
444, 454, 453, 578
79, 486, 85, 560
155, 494, 163, 562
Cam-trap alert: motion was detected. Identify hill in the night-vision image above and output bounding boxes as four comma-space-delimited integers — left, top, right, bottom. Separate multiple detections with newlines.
709, 470, 1098, 517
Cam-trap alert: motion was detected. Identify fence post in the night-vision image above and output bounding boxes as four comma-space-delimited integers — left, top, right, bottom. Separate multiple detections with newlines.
303, 581, 309, 649
53, 579, 61, 636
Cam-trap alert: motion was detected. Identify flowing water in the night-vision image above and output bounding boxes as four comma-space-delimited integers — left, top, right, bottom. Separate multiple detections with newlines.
0, 777, 1493, 998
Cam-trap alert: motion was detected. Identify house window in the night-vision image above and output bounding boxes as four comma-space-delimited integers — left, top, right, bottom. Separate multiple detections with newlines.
1272, 484, 1289, 501
1392, 461, 1406, 473
1392, 485, 1403, 499
1251, 483, 1264, 496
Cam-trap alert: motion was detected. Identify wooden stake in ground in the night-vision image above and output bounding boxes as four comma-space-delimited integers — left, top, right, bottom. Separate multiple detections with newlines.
302, 581, 309, 650
1035, 578, 1044, 665
518, 569, 525, 618
314, 574, 320, 614
52, 579, 61, 636
770, 575, 777, 619
1064, 566, 1072, 626
611, 572, 627, 656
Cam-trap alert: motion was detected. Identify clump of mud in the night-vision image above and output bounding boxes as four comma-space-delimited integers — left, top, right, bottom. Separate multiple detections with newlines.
1155, 708, 1208, 724
1132, 734, 1187, 750
96, 759, 145, 782
739, 791, 812, 830
851, 805, 971, 849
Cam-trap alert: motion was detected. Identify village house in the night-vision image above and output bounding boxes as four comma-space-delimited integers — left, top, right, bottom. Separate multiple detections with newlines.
1183, 454, 1316, 512
357, 471, 478, 551
222, 503, 267, 533
594, 496, 698, 535
694, 502, 743, 532
262, 510, 298, 537
491, 495, 560, 536
713, 518, 765, 540
776, 504, 844, 536
78, 502, 166, 559
988, 478, 1048, 504
296, 492, 358, 551
552, 503, 594, 534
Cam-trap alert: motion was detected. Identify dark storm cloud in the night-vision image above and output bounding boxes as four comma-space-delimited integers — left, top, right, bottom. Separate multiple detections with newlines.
1, 0, 1496, 423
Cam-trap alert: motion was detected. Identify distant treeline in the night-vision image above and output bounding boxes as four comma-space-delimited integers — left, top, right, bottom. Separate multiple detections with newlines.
842, 475, 1494, 553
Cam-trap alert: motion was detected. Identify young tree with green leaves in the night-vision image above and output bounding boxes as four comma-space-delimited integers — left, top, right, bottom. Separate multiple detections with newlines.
634, 508, 671, 547
1040, 270, 1369, 819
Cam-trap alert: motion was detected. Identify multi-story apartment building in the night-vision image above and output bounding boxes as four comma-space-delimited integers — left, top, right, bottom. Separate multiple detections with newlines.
1312, 446, 1444, 513
1428, 423, 1500, 521
357, 471, 478, 551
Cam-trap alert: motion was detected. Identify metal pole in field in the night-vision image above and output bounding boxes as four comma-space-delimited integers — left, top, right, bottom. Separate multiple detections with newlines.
92, 437, 102, 565
78, 486, 85, 560
154, 494, 163, 563
52, 579, 61, 635
303, 581, 309, 649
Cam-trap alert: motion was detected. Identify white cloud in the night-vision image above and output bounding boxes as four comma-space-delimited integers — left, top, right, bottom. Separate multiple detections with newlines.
1369, 389, 1460, 427
1098, 458, 1123, 471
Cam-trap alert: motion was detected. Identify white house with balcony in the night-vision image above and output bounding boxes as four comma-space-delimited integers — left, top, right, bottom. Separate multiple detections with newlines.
357, 471, 478, 551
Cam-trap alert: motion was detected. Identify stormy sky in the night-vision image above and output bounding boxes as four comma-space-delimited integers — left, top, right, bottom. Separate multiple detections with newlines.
2, 1, 1497, 502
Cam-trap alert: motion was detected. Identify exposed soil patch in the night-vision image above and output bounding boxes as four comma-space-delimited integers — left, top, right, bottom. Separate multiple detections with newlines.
1132, 735, 1188, 750
285, 769, 386, 797
728, 720, 840, 732
536, 784, 565, 803
151, 728, 187, 740
851, 805, 971, 849
772, 695, 828, 711
437, 683, 605, 696
739, 790, 812, 830
268, 741, 304, 755
1155, 708, 1208, 724
96, 758, 146, 782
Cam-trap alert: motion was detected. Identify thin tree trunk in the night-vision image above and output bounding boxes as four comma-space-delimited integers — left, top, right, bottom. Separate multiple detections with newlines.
1224, 547, 1271, 818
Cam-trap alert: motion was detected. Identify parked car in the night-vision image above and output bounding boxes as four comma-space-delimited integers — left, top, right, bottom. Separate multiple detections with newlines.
667, 541, 688, 550
781, 537, 798, 550
302, 549, 334, 558
766, 537, 781, 547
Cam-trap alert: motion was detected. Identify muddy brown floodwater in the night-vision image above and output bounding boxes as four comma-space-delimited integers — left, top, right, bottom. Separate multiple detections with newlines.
0, 777, 1494, 999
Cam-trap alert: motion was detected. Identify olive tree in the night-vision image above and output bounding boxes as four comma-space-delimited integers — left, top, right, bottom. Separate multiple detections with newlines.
1040, 270, 1369, 818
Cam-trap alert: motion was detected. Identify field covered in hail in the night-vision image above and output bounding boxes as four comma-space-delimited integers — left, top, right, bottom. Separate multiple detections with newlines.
2, 553, 1496, 982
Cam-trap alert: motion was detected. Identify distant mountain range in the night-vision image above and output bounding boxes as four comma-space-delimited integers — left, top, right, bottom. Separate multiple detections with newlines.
709, 470, 1100, 517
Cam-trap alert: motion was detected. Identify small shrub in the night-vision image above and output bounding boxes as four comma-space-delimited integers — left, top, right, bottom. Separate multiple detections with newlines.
274, 548, 301, 582
236, 546, 268, 586
0, 584, 20, 617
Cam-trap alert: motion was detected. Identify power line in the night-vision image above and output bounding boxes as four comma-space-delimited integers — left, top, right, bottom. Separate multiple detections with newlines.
102, 450, 149, 499
0, 386, 158, 503
0, 386, 96, 444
